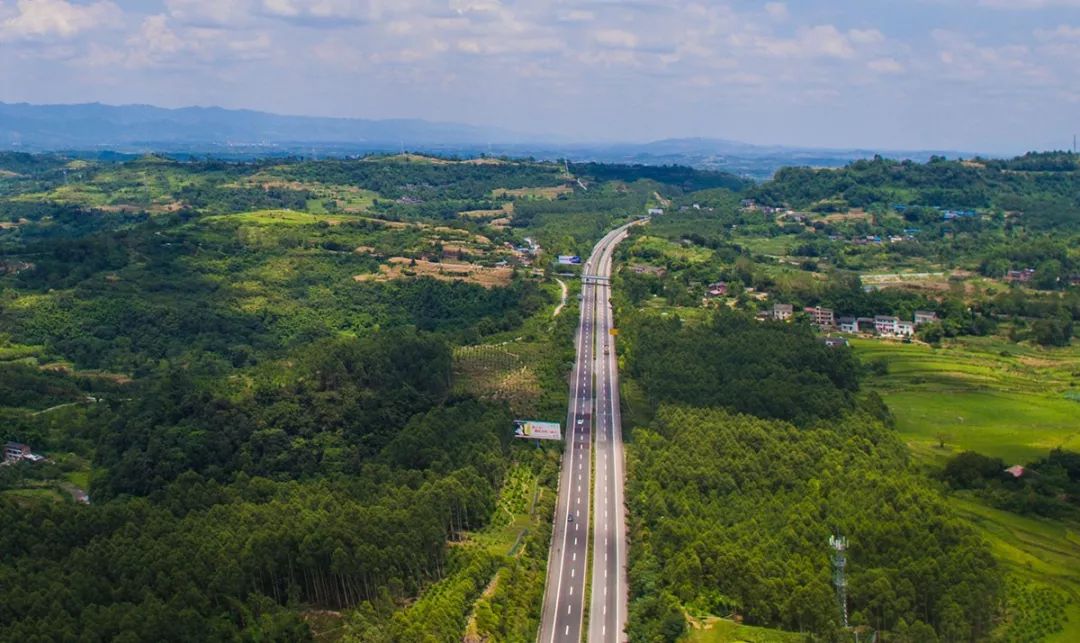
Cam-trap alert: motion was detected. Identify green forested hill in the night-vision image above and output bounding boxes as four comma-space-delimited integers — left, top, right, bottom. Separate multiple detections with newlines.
618, 308, 1002, 642
0, 152, 743, 640
627, 406, 999, 642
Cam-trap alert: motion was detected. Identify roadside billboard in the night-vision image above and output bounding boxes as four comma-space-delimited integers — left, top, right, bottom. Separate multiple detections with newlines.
514, 420, 562, 441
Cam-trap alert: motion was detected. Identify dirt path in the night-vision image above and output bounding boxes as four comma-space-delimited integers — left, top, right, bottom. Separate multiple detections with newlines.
552, 278, 568, 318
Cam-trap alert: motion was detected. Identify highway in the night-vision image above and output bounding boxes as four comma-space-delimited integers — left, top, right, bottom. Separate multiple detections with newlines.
539, 220, 640, 643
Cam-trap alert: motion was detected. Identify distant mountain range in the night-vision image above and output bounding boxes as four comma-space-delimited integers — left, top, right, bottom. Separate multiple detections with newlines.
0, 101, 529, 149
0, 101, 972, 178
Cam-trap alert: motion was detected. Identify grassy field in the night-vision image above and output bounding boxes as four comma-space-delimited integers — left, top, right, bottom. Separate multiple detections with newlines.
854, 337, 1080, 464
1, 487, 66, 503
682, 617, 804, 643
628, 235, 714, 265
734, 235, 798, 257
203, 209, 367, 226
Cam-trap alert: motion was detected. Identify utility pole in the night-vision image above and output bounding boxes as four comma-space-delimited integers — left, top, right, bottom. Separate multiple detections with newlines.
830, 535, 849, 628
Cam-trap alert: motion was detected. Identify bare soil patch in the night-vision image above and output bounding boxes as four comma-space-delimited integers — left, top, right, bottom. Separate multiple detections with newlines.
492, 185, 572, 199
355, 257, 513, 288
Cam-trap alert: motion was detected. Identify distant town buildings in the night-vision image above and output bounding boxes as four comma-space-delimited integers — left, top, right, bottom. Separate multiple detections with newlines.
769, 304, 931, 339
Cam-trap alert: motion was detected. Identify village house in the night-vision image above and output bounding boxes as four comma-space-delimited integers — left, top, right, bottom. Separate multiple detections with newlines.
706, 282, 728, 298
804, 306, 835, 327
1005, 268, 1036, 284
772, 303, 794, 321
647, 207, 664, 216
3, 441, 31, 463
822, 337, 849, 348
896, 321, 916, 337
838, 316, 858, 333
914, 310, 939, 326
874, 315, 900, 336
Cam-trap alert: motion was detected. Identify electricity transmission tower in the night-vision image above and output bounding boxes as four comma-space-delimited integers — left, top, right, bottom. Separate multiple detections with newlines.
830, 535, 849, 628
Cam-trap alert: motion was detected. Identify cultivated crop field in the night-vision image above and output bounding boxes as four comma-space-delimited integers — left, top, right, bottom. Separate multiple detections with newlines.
855, 337, 1080, 464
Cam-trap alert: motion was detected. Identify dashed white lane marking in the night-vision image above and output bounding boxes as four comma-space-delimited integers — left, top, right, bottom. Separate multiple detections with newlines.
573, 552, 576, 561
571, 568, 575, 578
565, 626, 569, 636
570, 585, 574, 595
567, 604, 571, 614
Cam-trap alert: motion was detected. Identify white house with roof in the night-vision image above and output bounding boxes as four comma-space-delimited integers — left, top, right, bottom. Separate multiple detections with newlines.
874, 315, 899, 335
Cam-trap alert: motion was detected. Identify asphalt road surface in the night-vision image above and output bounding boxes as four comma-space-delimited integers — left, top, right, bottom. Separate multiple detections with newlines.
538, 220, 640, 643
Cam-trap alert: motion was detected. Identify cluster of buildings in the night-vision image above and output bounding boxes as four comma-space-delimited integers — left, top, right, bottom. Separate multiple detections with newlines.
3, 441, 44, 464
892, 204, 979, 221
740, 199, 791, 216
1005, 268, 1036, 284
766, 303, 939, 338
500, 236, 540, 268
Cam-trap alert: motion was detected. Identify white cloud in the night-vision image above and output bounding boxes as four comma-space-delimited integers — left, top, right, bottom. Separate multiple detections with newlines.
1034, 24, 1080, 40
259, 0, 376, 23
849, 28, 884, 45
557, 9, 594, 23
0, 0, 119, 41
115, 13, 271, 69
450, 0, 501, 13
978, 0, 1080, 8
738, 25, 870, 59
593, 28, 639, 49
165, 0, 254, 27
867, 57, 904, 73
764, 2, 788, 20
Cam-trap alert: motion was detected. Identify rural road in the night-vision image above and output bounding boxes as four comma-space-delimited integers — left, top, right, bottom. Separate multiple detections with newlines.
538, 219, 641, 643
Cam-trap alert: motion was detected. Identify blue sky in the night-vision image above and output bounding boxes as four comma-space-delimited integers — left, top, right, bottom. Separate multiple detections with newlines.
2, 0, 1080, 152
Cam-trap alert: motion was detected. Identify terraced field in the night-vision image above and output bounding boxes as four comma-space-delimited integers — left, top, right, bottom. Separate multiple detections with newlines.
856, 336, 1080, 641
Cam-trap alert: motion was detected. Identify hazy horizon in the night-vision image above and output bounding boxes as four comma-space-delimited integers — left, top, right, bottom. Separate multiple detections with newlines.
3, 1, 1080, 154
